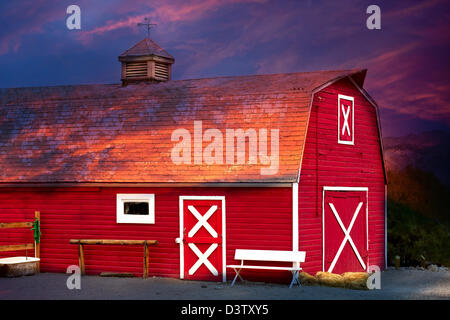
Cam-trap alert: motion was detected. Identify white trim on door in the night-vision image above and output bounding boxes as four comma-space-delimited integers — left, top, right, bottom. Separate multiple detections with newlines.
178, 196, 226, 282
324, 187, 368, 192
322, 186, 369, 272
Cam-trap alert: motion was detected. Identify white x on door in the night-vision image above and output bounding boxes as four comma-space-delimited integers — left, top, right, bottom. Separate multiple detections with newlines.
323, 188, 368, 274
179, 196, 226, 282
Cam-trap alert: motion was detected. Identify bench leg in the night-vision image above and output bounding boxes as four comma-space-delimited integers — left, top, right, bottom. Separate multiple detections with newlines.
289, 270, 300, 288
231, 268, 243, 286
79, 244, 85, 275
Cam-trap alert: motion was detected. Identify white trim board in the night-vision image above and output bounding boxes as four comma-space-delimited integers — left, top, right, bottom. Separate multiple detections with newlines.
292, 182, 300, 269
292, 183, 299, 252
178, 195, 226, 282
292, 183, 298, 251
323, 187, 368, 192
322, 186, 369, 272
337, 94, 355, 146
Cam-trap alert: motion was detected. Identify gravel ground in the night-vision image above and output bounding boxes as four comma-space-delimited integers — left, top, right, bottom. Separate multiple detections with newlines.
0, 269, 449, 300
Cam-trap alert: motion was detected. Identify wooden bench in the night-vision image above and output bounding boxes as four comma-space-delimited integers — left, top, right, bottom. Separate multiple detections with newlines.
69, 239, 158, 278
226, 249, 306, 288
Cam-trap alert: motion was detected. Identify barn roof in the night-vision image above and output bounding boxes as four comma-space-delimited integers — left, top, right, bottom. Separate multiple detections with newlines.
0, 69, 367, 184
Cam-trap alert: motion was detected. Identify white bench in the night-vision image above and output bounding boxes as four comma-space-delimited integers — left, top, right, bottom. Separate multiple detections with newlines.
226, 249, 306, 288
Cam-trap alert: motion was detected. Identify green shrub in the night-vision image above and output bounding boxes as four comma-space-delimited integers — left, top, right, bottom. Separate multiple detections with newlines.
387, 198, 450, 267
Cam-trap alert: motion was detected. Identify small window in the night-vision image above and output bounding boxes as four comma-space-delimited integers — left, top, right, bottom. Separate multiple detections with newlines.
116, 194, 155, 224
338, 94, 355, 145
124, 202, 149, 215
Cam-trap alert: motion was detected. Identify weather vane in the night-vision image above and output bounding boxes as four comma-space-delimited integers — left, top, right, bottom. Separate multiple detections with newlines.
137, 17, 157, 38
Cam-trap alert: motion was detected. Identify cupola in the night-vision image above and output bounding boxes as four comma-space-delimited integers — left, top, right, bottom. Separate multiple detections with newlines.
119, 37, 174, 85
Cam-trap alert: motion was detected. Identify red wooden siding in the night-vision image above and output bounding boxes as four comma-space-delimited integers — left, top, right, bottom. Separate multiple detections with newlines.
298, 78, 385, 273
0, 186, 293, 281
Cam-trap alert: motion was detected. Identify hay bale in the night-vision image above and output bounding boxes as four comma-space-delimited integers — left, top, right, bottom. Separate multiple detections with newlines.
315, 271, 345, 288
341, 272, 369, 290
298, 271, 319, 286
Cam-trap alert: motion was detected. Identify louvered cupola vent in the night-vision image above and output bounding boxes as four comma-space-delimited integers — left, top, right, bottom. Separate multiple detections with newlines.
119, 38, 174, 86
155, 62, 170, 81
126, 62, 148, 79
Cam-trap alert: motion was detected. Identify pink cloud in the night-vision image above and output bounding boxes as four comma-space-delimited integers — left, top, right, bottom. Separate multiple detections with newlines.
77, 0, 266, 44
332, 0, 450, 127
77, 14, 147, 44
361, 43, 450, 125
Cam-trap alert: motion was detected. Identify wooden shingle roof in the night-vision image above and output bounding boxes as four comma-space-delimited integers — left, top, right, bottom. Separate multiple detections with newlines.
0, 69, 366, 184
119, 38, 174, 60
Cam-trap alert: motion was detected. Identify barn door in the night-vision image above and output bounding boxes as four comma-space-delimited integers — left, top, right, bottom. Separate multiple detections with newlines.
323, 189, 368, 274
179, 196, 225, 282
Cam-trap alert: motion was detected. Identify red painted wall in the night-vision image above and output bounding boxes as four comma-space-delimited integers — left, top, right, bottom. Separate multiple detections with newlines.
0, 186, 293, 281
0, 78, 386, 281
298, 78, 386, 273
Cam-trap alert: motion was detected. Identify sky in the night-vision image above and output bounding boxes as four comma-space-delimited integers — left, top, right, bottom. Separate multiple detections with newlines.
0, 0, 449, 137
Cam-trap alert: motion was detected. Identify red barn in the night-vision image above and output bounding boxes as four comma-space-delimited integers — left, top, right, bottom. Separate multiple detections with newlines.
0, 38, 386, 283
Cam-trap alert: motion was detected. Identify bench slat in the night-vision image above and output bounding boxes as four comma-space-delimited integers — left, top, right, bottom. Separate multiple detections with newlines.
234, 249, 305, 263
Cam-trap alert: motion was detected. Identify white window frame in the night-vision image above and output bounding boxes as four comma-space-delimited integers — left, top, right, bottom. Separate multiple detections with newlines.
116, 194, 155, 224
338, 94, 355, 145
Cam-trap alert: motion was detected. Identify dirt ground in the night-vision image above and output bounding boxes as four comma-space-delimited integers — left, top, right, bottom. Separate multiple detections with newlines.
0, 268, 449, 300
